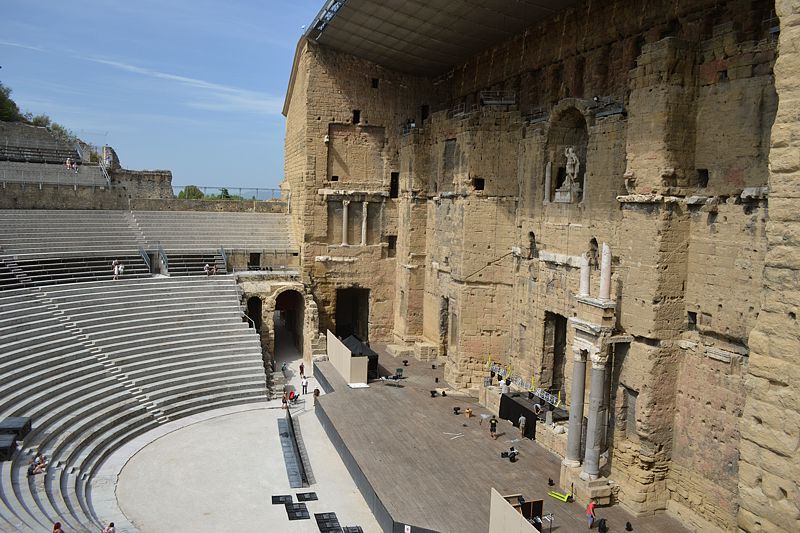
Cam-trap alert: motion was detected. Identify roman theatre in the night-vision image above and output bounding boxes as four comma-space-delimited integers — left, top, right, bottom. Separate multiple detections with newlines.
0, 1, 798, 532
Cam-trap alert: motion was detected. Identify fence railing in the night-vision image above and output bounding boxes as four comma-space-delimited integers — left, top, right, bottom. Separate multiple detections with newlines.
172, 185, 283, 202
0, 168, 106, 188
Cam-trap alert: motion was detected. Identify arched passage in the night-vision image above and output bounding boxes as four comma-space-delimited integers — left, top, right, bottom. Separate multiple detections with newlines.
273, 289, 305, 368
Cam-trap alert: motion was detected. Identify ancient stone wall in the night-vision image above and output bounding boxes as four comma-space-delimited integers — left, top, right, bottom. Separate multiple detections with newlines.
738, 4, 800, 532
282, 0, 789, 529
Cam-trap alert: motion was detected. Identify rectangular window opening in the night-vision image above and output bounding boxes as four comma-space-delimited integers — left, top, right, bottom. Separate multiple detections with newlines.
371, 78, 379, 89
330, 175, 339, 182
472, 177, 485, 191
390, 172, 399, 198
687, 311, 697, 330
420, 104, 429, 123
387, 235, 397, 258
352, 109, 361, 124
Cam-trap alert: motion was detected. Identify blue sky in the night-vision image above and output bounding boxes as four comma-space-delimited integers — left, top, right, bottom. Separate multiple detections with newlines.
0, 0, 322, 190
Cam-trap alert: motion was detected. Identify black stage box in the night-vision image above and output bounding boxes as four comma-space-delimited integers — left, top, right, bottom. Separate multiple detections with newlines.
499, 393, 538, 440
0, 434, 16, 461
0, 417, 31, 440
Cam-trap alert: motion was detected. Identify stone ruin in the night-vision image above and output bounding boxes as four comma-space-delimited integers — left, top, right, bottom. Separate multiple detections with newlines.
281, 0, 800, 531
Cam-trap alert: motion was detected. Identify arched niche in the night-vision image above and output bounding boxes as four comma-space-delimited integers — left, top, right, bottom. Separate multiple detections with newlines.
544, 105, 590, 204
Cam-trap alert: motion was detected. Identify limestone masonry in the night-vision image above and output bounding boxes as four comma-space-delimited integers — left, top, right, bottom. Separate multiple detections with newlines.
283, 1, 799, 531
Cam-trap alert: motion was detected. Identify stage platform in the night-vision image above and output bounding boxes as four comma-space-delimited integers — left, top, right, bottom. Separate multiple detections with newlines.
314, 350, 689, 533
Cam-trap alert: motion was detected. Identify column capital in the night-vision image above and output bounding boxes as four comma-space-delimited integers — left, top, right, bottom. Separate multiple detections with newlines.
572, 346, 587, 362
343, 199, 351, 206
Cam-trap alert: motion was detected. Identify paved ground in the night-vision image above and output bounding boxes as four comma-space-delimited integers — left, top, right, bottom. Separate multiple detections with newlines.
115, 326, 379, 533
316, 348, 690, 533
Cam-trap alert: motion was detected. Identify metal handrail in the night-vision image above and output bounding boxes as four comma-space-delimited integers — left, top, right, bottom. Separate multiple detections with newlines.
138, 246, 151, 273
219, 246, 228, 273
157, 243, 169, 270
242, 312, 256, 329
99, 160, 112, 188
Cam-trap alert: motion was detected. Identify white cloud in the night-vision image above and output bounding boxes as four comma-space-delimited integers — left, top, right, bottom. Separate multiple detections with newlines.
85, 57, 283, 115
0, 40, 46, 52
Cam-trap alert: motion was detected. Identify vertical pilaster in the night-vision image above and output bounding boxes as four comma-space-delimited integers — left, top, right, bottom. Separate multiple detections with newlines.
599, 243, 612, 300
341, 199, 350, 245
543, 161, 552, 204
361, 201, 368, 246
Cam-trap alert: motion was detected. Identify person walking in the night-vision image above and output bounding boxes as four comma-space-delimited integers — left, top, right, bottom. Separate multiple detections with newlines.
587, 498, 597, 529
301, 376, 309, 395
518, 414, 527, 437
299, 361, 305, 378
282, 392, 288, 410
489, 415, 498, 439
103, 522, 116, 533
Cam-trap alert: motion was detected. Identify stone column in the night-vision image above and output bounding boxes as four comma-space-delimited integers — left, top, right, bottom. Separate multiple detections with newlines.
341, 199, 350, 246
579, 253, 590, 297
543, 161, 552, 204
564, 348, 587, 467
582, 359, 607, 479
361, 201, 368, 246
599, 243, 612, 300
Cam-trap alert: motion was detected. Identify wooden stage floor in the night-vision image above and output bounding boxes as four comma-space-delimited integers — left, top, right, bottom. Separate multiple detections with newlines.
314, 350, 689, 533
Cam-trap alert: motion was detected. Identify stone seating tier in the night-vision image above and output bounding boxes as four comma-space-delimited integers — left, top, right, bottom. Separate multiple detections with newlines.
0, 277, 268, 531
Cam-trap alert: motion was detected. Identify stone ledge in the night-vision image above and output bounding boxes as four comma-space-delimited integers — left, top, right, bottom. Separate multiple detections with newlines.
577, 295, 617, 309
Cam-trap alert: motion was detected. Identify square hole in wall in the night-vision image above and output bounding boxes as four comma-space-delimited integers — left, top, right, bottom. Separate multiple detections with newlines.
330, 175, 339, 182
697, 169, 709, 188
472, 178, 485, 191
352, 109, 361, 124
387, 235, 397, 258
718, 69, 728, 82
371, 78, 379, 88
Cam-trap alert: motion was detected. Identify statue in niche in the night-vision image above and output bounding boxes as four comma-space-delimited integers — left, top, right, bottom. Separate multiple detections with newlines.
554, 146, 582, 203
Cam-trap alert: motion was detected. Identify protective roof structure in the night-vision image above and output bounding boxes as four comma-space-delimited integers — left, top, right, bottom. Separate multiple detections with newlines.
304, 0, 581, 77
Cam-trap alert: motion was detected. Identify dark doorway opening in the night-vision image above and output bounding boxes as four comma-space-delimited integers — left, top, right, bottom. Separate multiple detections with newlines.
335, 287, 369, 341
544, 312, 568, 397
390, 172, 400, 198
274, 290, 304, 369
439, 297, 450, 357
249, 253, 261, 269
247, 296, 263, 331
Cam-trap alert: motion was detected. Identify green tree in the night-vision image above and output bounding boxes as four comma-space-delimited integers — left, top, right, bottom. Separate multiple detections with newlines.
30, 114, 51, 127
0, 83, 24, 122
178, 185, 205, 199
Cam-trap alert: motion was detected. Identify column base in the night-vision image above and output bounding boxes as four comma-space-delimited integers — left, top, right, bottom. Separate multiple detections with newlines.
580, 470, 600, 482
561, 458, 581, 468
560, 464, 613, 507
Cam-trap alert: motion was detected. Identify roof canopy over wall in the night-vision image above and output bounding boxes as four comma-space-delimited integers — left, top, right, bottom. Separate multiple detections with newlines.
305, 0, 581, 77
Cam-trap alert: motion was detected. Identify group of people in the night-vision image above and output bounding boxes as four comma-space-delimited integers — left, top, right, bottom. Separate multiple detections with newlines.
64, 157, 79, 173
52, 521, 115, 532
203, 263, 219, 276
281, 362, 311, 409
112, 259, 124, 280
26, 452, 47, 477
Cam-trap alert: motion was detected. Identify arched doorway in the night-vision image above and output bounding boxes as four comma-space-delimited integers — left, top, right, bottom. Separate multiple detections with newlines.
273, 290, 305, 369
